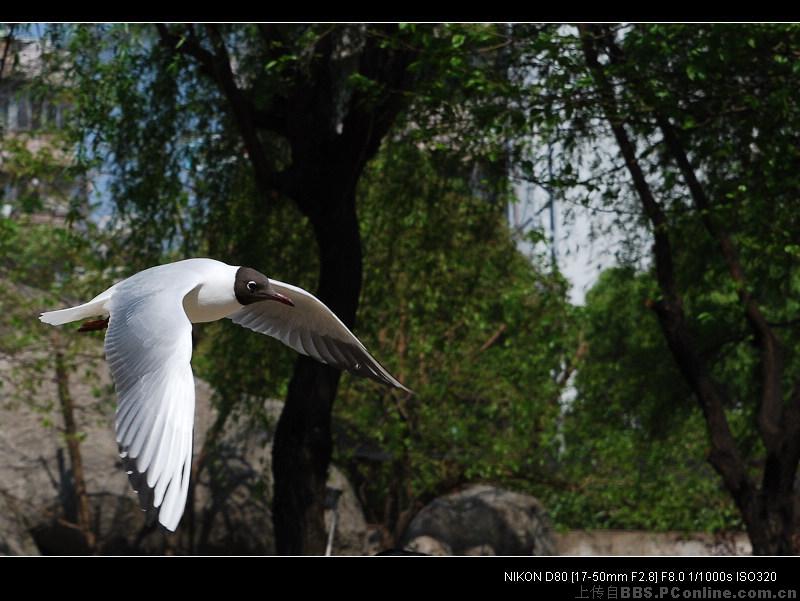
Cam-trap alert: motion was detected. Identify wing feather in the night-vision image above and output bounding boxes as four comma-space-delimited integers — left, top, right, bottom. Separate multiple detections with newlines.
228, 280, 411, 392
104, 266, 201, 531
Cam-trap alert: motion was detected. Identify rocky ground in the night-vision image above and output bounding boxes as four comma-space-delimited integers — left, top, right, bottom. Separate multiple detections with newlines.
0, 356, 746, 556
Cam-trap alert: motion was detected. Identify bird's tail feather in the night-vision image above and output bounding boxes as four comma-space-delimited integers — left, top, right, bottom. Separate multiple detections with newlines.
40, 299, 108, 326
40, 286, 115, 326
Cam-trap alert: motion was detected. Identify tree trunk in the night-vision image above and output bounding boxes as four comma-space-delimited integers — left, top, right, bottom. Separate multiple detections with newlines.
54, 349, 95, 553
739, 449, 798, 555
746, 497, 795, 555
155, 23, 416, 555
272, 199, 363, 555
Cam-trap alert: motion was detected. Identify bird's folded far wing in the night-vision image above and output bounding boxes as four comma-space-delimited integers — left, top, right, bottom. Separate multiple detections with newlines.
105, 271, 201, 531
228, 280, 411, 393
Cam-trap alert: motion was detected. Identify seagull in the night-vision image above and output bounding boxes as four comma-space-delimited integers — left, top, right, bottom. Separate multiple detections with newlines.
39, 258, 409, 532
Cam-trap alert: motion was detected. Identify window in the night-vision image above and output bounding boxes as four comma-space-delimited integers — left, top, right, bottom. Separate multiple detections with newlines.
31, 98, 42, 130
16, 95, 29, 130
0, 88, 9, 130
6, 96, 17, 130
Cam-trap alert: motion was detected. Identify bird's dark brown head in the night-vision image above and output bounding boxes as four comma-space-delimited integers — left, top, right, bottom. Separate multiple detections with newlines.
234, 267, 294, 307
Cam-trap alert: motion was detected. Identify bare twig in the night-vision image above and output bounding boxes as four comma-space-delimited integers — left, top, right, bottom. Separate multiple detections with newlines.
478, 323, 507, 352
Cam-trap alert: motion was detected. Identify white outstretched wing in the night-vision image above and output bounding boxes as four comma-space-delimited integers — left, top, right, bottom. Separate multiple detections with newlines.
228, 280, 411, 393
105, 267, 201, 531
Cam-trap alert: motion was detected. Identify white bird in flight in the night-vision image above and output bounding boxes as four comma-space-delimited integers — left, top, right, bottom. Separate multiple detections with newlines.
39, 258, 409, 531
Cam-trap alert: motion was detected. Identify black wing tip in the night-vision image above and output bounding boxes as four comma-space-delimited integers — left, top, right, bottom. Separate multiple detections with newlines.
368, 363, 413, 394
121, 452, 156, 507
391, 380, 414, 395
119, 449, 185, 533
362, 366, 413, 394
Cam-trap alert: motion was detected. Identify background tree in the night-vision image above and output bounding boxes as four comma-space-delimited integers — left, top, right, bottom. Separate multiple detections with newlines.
0, 26, 109, 551
511, 23, 800, 554
66, 23, 522, 554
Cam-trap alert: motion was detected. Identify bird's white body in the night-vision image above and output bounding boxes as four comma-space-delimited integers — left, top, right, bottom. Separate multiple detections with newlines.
44, 259, 243, 326
179, 260, 241, 323
39, 258, 409, 532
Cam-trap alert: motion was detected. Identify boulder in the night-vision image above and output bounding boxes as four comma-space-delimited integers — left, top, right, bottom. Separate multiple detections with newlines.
325, 465, 368, 555
399, 484, 556, 555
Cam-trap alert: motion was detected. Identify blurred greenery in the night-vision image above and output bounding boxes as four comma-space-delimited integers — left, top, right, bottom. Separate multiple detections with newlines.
335, 140, 575, 531
502, 23, 800, 552
553, 268, 742, 532
0, 30, 112, 428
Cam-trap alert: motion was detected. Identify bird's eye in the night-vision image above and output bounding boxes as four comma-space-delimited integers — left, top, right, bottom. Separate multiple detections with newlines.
247, 281, 257, 292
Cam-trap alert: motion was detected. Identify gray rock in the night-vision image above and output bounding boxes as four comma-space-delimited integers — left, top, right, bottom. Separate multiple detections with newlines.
177, 390, 278, 555
325, 465, 367, 555
0, 493, 39, 555
405, 535, 451, 556
399, 484, 556, 555
554, 530, 752, 556
0, 356, 367, 554
0, 353, 148, 554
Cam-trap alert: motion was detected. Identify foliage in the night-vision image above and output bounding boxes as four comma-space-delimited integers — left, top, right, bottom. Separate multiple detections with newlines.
552, 268, 742, 531
509, 24, 800, 548
333, 141, 575, 528
0, 30, 111, 429
7, 23, 800, 551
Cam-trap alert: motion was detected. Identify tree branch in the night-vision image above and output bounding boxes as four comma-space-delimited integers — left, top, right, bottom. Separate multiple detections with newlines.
601, 29, 784, 451
54, 346, 96, 552
657, 120, 783, 446
546, 339, 588, 408
155, 23, 287, 202
155, 24, 213, 77
478, 323, 507, 352
579, 24, 755, 504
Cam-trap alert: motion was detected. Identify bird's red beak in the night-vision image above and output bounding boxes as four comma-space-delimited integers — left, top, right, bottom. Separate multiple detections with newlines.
268, 291, 295, 307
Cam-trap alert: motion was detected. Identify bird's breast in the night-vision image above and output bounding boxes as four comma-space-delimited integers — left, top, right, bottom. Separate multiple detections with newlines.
182, 284, 242, 324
